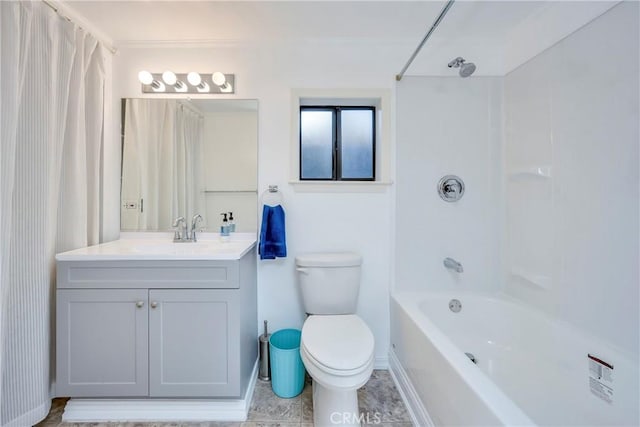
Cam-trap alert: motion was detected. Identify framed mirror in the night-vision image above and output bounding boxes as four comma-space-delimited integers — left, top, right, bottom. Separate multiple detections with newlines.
120, 98, 258, 233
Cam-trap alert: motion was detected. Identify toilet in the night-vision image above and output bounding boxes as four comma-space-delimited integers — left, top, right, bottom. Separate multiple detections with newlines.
295, 252, 375, 427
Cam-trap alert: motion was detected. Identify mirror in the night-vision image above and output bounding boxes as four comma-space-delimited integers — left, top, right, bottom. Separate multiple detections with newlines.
120, 98, 258, 233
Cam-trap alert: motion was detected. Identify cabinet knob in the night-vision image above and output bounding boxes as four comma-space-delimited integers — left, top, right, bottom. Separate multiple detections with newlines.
150, 301, 158, 309
136, 301, 144, 308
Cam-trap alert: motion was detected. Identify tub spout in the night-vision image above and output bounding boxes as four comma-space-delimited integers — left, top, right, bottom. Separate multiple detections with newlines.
444, 257, 463, 273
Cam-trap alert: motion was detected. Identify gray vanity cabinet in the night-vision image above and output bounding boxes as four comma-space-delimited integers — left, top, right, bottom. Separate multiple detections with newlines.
56, 288, 149, 397
55, 251, 257, 399
148, 289, 238, 397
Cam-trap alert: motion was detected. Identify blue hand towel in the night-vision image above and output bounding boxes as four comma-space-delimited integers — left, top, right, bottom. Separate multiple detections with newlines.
259, 204, 287, 260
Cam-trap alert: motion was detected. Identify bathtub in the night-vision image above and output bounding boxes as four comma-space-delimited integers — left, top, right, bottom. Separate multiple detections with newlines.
390, 291, 639, 426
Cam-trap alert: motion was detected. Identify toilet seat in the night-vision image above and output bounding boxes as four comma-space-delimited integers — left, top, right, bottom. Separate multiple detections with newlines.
301, 315, 374, 375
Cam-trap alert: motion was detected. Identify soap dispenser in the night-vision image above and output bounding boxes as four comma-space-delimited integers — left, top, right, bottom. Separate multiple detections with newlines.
220, 213, 230, 242
228, 212, 236, 233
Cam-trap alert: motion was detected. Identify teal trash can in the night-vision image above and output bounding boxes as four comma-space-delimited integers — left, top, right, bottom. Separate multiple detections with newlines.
269, 329, 305, 398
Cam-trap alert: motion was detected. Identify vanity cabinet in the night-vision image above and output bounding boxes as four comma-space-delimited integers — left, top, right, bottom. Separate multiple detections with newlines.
148, 288, 237, 397
55, 250, 257, 399
56, 289, 149, 397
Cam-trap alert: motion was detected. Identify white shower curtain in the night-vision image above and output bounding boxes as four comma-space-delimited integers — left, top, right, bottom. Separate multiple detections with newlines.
122, 99, 178, 230
176, 102, 206, 229
121, 100, 205, 230
0, 1, 106, 425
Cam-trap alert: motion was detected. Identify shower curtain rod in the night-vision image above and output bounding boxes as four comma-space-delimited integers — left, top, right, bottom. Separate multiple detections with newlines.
42, 0, 118, 54
396, 0, 455, 81
178, 100, 204, 118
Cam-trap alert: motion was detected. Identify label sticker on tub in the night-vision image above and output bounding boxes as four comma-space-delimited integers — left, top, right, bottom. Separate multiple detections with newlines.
588, 354, 614, 404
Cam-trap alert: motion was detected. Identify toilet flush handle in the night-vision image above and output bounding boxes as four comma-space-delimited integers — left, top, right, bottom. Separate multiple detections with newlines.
296, 267, 310, 275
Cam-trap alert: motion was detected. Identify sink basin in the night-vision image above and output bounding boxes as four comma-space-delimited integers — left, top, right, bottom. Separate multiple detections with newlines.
55, 234, 256, 261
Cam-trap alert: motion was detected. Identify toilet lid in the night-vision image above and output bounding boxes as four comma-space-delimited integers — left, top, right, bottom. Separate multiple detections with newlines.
301, 315, 374, 371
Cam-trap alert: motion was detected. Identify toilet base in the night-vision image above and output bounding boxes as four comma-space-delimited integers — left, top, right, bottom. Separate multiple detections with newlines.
312, 381, 361, 427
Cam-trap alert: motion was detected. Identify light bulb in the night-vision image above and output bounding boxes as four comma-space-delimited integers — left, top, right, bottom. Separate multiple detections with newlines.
162, 71, 177, 85
152, 81, 166, 92
187, 72, 202, 86
138, 70, 153, 85
197, 82, 210, 93
212, 72, 226, 86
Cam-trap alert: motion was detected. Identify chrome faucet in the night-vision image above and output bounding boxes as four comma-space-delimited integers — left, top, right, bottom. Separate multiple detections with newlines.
444, 257, 463, 273
191, 214, 203, 242
172, 215, 203, 242
172, 216, 187, 242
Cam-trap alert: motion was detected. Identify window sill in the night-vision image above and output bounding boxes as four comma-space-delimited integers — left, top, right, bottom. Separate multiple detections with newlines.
289, 180, 393, 193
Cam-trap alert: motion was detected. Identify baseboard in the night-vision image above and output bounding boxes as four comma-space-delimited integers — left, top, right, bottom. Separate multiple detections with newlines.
388, 349, 434, 427
62, 358, 259, 422
374, 356, 389, 370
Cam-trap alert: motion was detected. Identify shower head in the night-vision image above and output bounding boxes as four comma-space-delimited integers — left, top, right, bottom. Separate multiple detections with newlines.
447, 57, 476, 78
459, 62, 476, 77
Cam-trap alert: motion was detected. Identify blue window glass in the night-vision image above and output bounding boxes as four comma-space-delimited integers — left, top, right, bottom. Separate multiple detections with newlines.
300, 109, 333, 179
300, 106, 375, 181
340, 109, 374, 179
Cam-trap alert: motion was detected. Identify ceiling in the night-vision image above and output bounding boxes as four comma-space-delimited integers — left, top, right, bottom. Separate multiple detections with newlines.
61, 0, 618, 75
63, 1, 552, 44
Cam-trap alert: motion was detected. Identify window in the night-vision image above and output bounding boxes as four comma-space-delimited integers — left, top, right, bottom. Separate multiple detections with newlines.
299, 106, 375, 181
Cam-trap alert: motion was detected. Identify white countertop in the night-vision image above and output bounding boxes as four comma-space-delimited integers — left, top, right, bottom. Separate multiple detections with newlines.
55, 232, 257, 261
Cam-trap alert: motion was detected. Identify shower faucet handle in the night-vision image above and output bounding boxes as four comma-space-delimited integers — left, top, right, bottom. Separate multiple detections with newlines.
438, 175, 465, 202
444, 181, 460, 195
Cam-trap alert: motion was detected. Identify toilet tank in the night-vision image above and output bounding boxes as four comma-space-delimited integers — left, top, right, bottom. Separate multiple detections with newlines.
295, 252, 362, 315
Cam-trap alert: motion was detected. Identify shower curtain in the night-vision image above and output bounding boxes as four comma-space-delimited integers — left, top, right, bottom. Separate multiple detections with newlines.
0, 1, 106, 425
176, 102, 206, 229
122, 99, 178, 230
121, 100, 205, 230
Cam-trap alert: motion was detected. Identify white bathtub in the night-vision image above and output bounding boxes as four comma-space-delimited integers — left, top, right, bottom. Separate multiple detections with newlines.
390, 291, 639, 426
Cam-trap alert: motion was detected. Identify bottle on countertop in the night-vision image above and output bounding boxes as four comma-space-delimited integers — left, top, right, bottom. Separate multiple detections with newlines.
220, 213, 230, 242
228, 211, 236, 233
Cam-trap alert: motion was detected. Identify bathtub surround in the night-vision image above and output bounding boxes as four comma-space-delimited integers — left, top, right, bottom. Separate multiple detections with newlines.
0, 2, 108, 425
504, 0, 640, 361
393, 3, 639, 425
396, 76, 505, 295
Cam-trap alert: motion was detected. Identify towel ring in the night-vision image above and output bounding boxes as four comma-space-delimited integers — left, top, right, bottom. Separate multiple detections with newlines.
260, 185, 283, 206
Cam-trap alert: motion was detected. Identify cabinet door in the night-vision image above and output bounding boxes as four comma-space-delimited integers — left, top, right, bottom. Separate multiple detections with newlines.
148, 289, 239, 397
56, 289, 149, 397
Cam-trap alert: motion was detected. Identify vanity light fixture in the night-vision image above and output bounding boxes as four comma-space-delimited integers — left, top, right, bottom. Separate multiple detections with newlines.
138, 70, 235, 94
212, 71, 233, 93
161, 71, 187, 92
138, 70, 165, 92
187, 72, 210, 93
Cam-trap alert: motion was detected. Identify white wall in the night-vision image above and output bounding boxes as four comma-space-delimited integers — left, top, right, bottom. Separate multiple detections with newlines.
504, 2, 639, 361
395, 77, 504, 294
202, 111, 258, 232
106, 42, 406, 366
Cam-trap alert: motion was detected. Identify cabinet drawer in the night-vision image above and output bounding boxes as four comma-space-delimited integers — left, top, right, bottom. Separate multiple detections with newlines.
57, 260, 239, 289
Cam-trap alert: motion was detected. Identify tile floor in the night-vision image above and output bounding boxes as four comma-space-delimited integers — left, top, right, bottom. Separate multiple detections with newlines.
35, 370, 412, 427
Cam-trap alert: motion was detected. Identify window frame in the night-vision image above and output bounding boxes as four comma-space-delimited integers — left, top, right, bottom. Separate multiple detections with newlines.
299, 105, 376, 182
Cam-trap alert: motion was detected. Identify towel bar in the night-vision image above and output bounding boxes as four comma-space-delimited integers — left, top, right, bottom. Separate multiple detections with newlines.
260, 185, 283, 206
